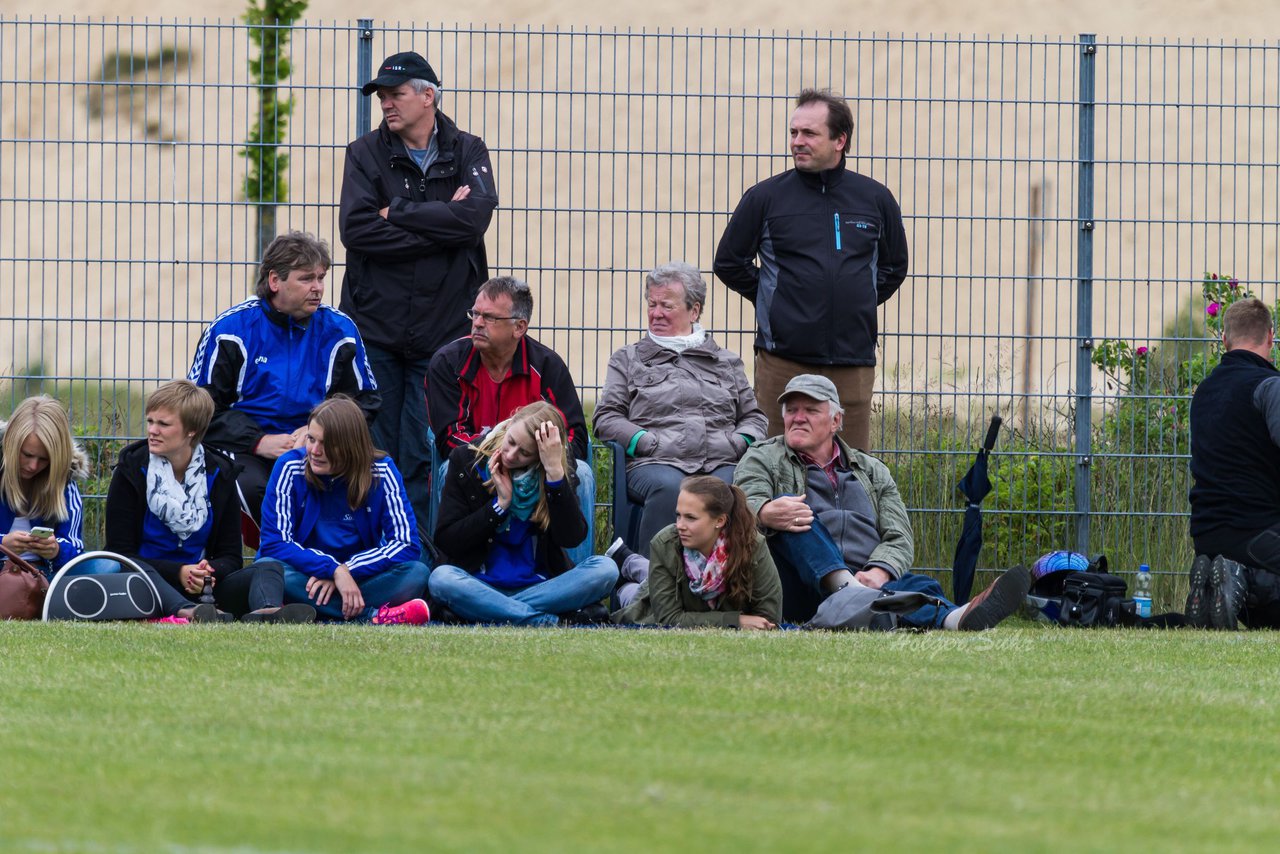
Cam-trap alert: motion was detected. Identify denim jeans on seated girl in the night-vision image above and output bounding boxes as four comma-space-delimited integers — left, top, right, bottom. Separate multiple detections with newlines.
427, 555, 618, 626
281, 560, 431, 622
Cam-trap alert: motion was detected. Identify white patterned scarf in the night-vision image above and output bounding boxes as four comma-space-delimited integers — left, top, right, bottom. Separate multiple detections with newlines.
648, 323, 707, 353
146, 444, 209, 543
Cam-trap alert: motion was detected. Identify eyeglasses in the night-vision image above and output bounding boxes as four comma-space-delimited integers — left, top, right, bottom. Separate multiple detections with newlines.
466, 309, 519, 324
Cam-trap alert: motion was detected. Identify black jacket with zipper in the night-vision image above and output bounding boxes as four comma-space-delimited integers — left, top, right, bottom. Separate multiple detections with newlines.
713, 157, 909, 366
339, 112, 498, 359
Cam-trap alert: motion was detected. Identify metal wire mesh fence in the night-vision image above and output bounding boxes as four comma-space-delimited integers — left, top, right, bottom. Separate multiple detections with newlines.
3, 18, 1278, 587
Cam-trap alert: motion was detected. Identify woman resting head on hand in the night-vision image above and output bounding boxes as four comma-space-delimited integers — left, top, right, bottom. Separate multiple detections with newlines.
429, 400, 618, 626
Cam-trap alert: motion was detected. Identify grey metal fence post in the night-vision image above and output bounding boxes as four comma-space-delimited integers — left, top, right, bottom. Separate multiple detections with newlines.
1074, 33, 1097, 554
355, 20, 374, 136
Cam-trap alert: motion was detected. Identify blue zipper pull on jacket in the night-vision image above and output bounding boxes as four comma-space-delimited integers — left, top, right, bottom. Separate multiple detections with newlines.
833, 213, 842, 250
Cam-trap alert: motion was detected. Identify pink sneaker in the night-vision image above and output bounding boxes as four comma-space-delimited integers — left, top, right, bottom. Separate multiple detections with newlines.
148, 616, 191, 625
372, 598, 430, 626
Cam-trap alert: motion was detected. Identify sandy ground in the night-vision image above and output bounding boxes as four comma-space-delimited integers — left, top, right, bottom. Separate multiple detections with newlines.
3, 1, 1280, 431
8, 1, 1279, 38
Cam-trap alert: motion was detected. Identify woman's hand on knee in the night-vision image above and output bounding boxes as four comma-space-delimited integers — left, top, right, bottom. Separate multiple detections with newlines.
333, 565, 364, 620
305, 575, 336, 606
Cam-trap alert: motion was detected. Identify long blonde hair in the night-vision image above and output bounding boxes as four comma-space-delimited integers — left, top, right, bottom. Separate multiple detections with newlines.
1, 396, 76, 521
471, 401, 571, 531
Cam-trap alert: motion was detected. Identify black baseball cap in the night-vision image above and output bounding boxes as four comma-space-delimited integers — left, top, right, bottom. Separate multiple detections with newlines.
361, 51, 441, 95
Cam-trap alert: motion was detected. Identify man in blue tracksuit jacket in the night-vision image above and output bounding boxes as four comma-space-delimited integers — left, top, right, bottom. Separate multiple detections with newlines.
188, 231, 380, 523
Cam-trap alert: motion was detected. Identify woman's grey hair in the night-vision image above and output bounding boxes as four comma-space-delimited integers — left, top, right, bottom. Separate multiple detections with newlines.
407, 78, 443, 106
645, 262, 707, 312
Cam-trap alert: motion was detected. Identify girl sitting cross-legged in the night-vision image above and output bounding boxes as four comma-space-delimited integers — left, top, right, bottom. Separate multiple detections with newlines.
428, 401, 618, 626
261, 395, 431, 625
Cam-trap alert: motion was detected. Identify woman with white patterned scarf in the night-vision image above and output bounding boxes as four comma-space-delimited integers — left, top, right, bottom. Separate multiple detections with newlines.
104, 380, 314, 623
593, 262, 769, 557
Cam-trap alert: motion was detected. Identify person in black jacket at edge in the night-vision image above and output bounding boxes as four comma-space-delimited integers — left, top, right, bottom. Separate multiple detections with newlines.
714, 88, 909, 449
1188, 297, 1280, 630
339, 50, 498, 531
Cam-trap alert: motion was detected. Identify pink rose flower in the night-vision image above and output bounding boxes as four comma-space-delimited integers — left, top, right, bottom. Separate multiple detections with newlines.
1229, 278, 1240, 289
1136, 346, 1148, 355
1207, 302, 1221, 316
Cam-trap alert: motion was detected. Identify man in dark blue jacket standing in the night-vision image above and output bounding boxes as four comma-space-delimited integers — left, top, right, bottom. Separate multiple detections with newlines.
1188, 297, 1280, 630
714, 88, 909, 449
339, 51, 497, 529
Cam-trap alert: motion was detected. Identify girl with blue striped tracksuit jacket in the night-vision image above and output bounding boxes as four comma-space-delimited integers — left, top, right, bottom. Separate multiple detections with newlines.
260, 397, 430, 623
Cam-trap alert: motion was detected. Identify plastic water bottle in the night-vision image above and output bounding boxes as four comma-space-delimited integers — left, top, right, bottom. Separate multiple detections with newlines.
1134, 564, 1153, 619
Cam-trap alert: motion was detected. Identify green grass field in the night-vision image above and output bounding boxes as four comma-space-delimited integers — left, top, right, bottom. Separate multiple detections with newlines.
3, 623, 1278, 852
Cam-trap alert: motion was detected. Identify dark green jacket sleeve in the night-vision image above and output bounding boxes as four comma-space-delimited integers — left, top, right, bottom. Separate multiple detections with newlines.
745, 534, 783, 624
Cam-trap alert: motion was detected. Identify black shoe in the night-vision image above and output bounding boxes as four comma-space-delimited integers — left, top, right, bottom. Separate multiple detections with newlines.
1209, 556, 1247, 630
560, 602, 610, 625
188, 603, 226, 623
870, 591, 939, 614
959, 565, 1032, 631
430, 603, 463, 624
241, 603, 317, 624
1185, 554, 1212, 628
605, 537, 636, 572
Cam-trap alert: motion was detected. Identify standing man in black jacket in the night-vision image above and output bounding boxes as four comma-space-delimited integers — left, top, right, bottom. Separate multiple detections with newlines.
1187, 297, 1280, 630
714, 88, 909, 449
340, 50, 498, 529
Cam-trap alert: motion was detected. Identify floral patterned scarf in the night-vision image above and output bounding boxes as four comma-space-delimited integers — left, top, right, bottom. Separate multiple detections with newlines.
682, 532, 729, 608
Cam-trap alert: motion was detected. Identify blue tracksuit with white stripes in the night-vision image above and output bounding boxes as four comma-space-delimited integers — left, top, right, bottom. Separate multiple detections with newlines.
258, 448, 420, 579
188, 298, 380, 453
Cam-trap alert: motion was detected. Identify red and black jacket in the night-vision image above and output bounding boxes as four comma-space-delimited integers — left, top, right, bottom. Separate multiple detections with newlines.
426, 334, 589, 461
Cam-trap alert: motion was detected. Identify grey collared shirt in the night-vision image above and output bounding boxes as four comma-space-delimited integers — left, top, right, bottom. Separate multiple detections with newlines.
406, 123, 440, 173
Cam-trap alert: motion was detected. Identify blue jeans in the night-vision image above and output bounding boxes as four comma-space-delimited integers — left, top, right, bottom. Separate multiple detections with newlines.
41, 556, 120, 581
282, 561, 431, 622
366, 344, 433, 539
427, 555, 618, 626
435, 457, 597, 565
768, 515, 957, 629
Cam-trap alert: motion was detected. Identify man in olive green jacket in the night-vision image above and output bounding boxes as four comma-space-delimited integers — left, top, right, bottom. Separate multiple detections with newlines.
734, 374, 1029, 627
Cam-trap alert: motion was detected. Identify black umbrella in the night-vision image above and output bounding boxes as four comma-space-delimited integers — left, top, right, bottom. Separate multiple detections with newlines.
951, 414, 1003, 605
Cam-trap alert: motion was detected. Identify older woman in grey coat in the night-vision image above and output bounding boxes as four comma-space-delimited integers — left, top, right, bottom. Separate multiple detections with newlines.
593, 262, 768, 556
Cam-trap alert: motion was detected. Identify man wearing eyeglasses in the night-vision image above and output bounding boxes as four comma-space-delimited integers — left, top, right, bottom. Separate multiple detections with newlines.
427, 276, 595, 562
339, 50, 497, 532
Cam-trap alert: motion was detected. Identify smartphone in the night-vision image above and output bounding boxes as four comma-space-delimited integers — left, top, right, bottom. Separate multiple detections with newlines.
30, 526, 54, 539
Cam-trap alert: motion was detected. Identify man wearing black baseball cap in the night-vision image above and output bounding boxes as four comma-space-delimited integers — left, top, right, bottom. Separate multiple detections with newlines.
339, 50, 497, 531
